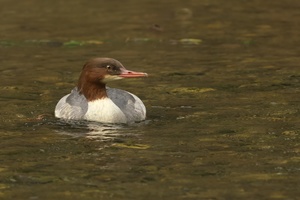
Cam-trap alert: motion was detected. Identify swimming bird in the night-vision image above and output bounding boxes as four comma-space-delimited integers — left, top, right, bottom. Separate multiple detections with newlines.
55, 58, 147, 124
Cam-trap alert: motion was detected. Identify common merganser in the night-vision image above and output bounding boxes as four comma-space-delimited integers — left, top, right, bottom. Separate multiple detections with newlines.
55, 58, 147, 124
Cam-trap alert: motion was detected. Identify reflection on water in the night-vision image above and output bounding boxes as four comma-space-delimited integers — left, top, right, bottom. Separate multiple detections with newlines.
0, 0, 300, 199
54, 120, 125, 140
53, 119, 148, 141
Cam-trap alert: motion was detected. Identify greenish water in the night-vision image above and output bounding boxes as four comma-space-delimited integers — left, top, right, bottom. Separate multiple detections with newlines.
0, 0, 300, 199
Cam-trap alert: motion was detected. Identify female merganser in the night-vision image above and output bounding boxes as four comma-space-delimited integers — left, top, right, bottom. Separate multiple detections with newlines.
55, 58, 147, 124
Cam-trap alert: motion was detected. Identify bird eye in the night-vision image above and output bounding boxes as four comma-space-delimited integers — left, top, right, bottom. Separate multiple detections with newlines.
106, 65, 111, 70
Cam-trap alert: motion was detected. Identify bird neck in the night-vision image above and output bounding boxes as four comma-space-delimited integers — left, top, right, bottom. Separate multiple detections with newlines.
77, 76, 107, 101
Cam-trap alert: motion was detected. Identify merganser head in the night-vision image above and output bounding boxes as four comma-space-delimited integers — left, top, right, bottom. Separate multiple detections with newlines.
80, 58, 147, 83
77, 58, 147, 100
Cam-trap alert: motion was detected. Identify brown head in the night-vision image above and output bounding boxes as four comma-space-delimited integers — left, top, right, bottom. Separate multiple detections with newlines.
77, 58, 147, 101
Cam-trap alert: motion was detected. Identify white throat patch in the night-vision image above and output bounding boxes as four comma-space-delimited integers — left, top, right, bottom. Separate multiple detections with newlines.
102, 75, 123, 83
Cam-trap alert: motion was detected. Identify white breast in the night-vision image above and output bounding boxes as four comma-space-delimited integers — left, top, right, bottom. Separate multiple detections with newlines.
84, 98, 127, 123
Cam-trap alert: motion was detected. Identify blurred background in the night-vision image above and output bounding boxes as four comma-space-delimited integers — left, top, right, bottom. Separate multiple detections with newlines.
0, 0, 299, 199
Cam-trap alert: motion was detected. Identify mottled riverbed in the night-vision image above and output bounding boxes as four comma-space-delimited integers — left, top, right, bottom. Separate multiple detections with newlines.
0, 0, 299, 199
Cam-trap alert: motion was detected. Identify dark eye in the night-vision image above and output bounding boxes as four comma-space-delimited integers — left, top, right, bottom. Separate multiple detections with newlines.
106, 65, 118, 72
106, 65, 112, 70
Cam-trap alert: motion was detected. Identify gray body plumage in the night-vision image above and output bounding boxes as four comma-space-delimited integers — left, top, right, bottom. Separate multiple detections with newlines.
55, 87, 146, 123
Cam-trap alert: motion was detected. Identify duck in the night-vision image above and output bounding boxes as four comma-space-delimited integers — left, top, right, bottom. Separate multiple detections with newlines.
55, 58, 148, 124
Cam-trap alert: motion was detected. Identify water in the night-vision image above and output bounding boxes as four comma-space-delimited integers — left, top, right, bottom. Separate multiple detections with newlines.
0, 0, 300, 199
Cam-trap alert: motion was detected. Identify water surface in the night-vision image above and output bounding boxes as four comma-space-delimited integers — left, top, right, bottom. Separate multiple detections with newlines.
0, 0, 300, 199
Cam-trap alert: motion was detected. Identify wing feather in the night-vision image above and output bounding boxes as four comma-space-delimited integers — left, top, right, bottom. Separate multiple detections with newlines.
55, 88, 88, 120
107, 87, 146, 122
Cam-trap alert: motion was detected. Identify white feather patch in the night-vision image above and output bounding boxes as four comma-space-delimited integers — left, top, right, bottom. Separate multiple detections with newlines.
102, 75, 123, 83
84, 98, 127, 123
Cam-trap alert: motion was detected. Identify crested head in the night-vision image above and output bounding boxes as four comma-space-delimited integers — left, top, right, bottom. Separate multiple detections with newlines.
77, 57, 147, 101
80, 58, 125, 83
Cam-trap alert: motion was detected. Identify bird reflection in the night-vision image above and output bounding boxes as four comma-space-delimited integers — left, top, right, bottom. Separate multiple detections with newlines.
54, 119, 146, 141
